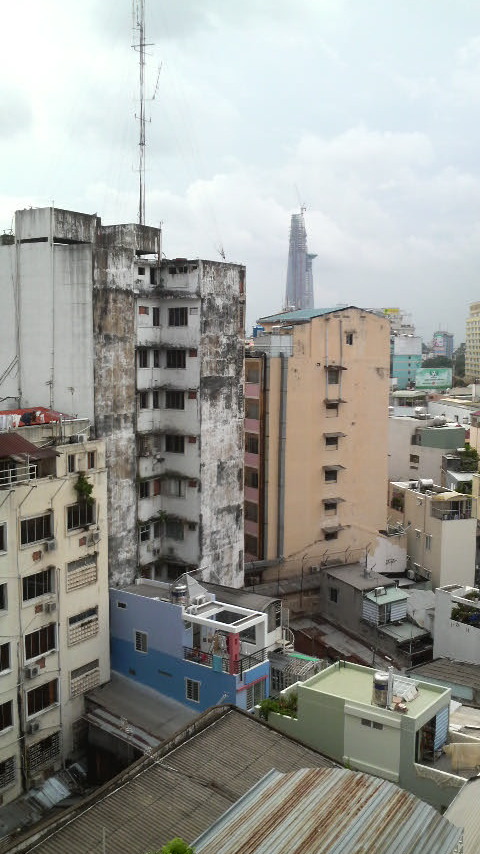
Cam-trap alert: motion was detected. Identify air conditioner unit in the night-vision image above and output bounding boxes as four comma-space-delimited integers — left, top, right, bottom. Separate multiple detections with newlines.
75, 434, 86, 443
27, 721, 40, 735
44, 601, 57, 614
45, 539, 57, 552
24, 665, 40, 680
92, 531, 101, 544
406, 570, 416, 580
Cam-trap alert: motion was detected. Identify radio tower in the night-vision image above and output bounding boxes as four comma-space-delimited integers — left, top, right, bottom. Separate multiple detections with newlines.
284, 207, 316, 311
133, 0, 148, 225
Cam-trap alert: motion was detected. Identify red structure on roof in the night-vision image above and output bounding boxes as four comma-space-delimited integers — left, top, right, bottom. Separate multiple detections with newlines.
0, 433, 58, 460
0, 406, 72, 426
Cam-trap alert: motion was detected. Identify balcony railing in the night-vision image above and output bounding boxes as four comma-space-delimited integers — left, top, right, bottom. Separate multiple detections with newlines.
0, 463, 37, 488
183, 645, 268, 678
431, 506, 472, 521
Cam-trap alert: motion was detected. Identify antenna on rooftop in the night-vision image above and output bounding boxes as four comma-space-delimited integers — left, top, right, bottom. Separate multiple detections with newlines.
133, 0, 157, 226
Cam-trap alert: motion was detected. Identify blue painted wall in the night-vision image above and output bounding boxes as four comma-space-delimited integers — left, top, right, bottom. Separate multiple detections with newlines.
110, 588, 270, 713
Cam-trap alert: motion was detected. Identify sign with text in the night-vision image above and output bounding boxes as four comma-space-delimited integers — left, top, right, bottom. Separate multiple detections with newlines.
415, 367, 452, 389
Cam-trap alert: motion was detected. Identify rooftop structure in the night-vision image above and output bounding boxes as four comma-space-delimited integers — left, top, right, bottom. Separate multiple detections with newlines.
284, 210, 316, 311
261, 660, 468, 809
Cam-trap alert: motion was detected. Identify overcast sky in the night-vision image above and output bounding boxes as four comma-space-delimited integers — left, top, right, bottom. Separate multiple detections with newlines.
1, 1, 480, 342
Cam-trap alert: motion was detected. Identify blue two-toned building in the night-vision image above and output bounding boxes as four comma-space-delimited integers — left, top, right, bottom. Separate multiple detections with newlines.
110, 577, 286, 713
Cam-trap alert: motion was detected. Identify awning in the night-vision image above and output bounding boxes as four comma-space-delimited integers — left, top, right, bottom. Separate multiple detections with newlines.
322, 496, 345, 503
323, 464, 345, 471
322, 524, 343, 533
0, 433, 58, 461
324, 398, 346, 404
323, 432, 346, 438
324, 363, 347, 370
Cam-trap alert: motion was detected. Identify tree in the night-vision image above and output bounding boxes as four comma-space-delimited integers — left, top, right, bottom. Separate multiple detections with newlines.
147, 839, 195, 854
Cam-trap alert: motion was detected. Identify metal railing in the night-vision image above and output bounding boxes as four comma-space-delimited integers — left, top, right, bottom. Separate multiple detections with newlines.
183, 645, 268, 678
0, 463, 37, 488
431, 507, 472, 521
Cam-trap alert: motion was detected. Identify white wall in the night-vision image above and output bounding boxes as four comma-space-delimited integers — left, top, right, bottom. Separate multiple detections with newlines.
434, 587, 480, 663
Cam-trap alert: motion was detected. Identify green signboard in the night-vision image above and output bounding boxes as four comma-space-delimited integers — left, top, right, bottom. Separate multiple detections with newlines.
415, 367, 452, 389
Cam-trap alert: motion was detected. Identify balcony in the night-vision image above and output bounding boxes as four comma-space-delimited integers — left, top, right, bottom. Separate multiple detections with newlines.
0, 462, 37, 488
183, 645, 268, 679
431, 498, 474, 521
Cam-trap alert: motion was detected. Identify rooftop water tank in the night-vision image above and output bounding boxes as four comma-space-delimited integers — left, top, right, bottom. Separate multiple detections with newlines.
372, 672, 389, 708
171, 583, 188, 606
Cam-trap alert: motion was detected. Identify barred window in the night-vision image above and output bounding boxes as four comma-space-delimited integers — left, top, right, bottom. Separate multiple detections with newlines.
23, 568, 54, 601
0, 701, 12, 731
67, 502, 95, 531
165, 435, 185, 454
0, 756, 15, 790
21, 513, 52, 546
27, 679, 58, 717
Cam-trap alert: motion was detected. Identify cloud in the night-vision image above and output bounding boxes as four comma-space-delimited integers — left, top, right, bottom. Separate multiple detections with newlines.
0, 89, 32, 139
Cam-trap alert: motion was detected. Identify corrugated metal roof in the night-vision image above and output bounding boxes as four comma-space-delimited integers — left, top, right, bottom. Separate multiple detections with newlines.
364, 588, 409, 605
5, 708, 335, 854
258, 306, 360, 324
409, 659, 480, 692
445, 776, 480, 854
193, 767, 462, 854
0, 433, 58, 460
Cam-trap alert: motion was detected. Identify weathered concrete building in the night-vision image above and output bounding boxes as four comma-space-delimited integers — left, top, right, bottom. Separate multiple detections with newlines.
0, 207, 245, 587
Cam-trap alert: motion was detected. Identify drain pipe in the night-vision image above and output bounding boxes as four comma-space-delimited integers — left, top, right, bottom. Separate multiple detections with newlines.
276, 353, 288, 559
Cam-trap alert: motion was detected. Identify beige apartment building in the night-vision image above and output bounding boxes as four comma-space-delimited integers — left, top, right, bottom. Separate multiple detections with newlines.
465, 301, 480, 380
388, 480, 476, 589
244, 306, 390, 578
0, 408, 109, 804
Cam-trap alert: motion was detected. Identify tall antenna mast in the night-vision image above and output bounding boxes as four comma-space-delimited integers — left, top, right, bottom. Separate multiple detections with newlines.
133, 0, 147, 225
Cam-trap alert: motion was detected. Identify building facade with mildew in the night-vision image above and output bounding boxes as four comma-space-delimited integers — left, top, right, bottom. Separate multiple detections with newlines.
0, 207, 245, 588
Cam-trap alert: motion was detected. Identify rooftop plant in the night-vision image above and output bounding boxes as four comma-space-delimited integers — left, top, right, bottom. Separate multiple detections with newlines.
259, 693, 298, 721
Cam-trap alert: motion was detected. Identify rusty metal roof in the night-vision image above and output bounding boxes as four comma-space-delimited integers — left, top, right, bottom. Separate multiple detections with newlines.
194, 767, 462, 854
0, 433, 58, 460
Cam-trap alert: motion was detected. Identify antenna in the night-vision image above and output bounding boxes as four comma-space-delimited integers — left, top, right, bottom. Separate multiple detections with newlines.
132, 0, 154, 226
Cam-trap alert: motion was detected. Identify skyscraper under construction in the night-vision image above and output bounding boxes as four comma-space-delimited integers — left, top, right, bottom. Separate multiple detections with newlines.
284, 208, 316, 310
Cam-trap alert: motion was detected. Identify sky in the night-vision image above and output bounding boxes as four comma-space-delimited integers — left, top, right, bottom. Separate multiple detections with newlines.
1, 1, 480, 343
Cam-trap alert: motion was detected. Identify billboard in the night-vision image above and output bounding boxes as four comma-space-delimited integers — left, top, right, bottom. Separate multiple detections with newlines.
415, 368, 452, 389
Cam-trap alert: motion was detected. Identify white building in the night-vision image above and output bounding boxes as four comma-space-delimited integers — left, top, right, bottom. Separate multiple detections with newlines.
434, 584, 480, 664
388, 416, 466, 483
0, 207, 245, 587
388, 480, 476, 589
0, 408, 109, 804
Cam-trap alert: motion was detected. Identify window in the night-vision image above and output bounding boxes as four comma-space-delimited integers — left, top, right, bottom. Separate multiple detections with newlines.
25, 624, 56, 661
185, 678, 200, 703
21, 512, 52, 546
166, 349, 186, 369
139, 391, 149, 409
329, 587, 338, 603
153, 349, 160, 367
0, 643, 10, 673
153, 520, 162, 538
245, 434, 259, 454
246, 679, 265, 709
138, 349, 149, 368
373, 721, 384, 730
165, 435, 185, 454
324, 469, 338, 483
152, 390, 160, 409
0, 756, 15, 790
324, 501, 337, 514
27, 732, 60, 771
245, 399, 259, 419
410, 454, 420, 466
325, 530, 338, 541
0, 584, 6, 611
0, 523, 5, 552
117, 601, 127, 609
87, 451, 96, 470
361, 718, 372, 728
327, 367, 340, 384
27, 679, 58, 717
325, 436, 338, 449
67, 502, 95, 531
67, 454, 76, 473
415, 529, 421, 540
139, 481, 150, 499
137, 266, 145, 276
139, 305, 149, 315
426, 534, 432, 551
165, 518, 184, 541
169, 307, 188, 327
346, 333, 354, 345
325, 402, 339, 417
153, 307, 160, 327
135, 631, 148, 653
244, 501, 258, 522
245, 468, 259, 489
163, 478, 186, 498
165, 391, 185, 410
139, 524, 150, 542
23, 568, 53, 601
0, 701, 12, 732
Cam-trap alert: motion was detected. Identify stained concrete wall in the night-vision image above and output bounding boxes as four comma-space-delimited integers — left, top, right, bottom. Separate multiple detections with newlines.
199, 261, 245, 587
